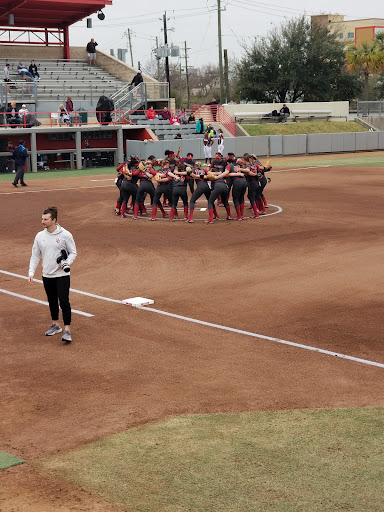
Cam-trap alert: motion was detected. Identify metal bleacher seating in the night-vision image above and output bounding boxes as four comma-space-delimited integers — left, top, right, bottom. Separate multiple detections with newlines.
0, 59, 127, 104
129, 113, 203, 140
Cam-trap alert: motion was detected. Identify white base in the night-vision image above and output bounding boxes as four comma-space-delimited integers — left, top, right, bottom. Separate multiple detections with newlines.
123, 297, 154, 307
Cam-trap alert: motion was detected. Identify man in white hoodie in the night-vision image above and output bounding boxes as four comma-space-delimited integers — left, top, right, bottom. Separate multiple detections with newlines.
28, 206, 77, 343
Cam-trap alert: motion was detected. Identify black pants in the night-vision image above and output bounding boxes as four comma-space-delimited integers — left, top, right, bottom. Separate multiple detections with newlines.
13, 163, 26, 185
190, 181, 211, 210
135, 181, 155, 205
187, 178, 194, 194
152, 183, 171, 206
208, 181, 229, 209
258, 176, 268, 199
171, 185, 188, 209
247, 181, 260, 206
232, 179, 247, 207
120, 180, 137, 205
43, 275, 71, 326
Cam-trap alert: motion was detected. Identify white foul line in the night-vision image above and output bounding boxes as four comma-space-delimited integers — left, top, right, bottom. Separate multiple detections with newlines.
270, 165, 331, 173
0, 288, 94, 317
137, 306, 384, 369
0, 185, 114, 196
1, 269, 383, 369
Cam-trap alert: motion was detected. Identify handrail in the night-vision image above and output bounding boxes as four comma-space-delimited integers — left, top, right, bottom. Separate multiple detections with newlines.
191, 104, 236, 137
0, 110, 127, 128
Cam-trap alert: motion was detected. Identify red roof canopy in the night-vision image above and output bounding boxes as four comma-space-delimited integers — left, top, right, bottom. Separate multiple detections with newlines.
0, 0, 113, 29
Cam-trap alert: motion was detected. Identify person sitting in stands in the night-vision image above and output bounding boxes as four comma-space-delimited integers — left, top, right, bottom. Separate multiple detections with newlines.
58, 104, 70, 124
17, 61, 33, 78
279, 104, 290, 122
6, 102, 21, 127
146, 106, 157, 120
174, 133, 182, 139
18, 104, 41, 127
3, 63, 13, 93
29, 60, 40, 80
188, 112, 195, 124
170, 114, 179, 125
178, 109, 188, 124
160, 106, 172, 121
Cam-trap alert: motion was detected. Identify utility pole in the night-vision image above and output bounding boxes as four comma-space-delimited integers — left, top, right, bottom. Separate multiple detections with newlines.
224, 48, 229, 104
217, 0, 225, 104
156, 36, 160, 79
127, 28, 134, 67
179, 61, 183, 105
163, 12, 170, 92
184, 41, 191, 109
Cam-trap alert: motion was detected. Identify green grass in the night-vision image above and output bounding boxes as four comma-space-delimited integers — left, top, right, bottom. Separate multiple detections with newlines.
243, 121, 368, 136
0, 450, 24, 470
0, 166, 116, 182
36, 408, 384, 512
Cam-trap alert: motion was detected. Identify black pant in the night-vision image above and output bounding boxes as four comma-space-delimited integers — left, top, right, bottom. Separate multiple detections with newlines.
190, 181, 211, 210
152, 183, 171, 206
171, 185, 188, 209
13, 163, 26, 185
120, 180, 137, 205
187, 178, 195, 194
232, 179, 247, 207
208, 181, 229, 209
43, 275, 71, 326
135, 181, 155, 205
247, 180, 260, 206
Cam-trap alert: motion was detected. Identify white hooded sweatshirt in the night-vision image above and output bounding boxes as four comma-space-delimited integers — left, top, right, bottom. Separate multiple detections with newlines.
29, 224, 77, 278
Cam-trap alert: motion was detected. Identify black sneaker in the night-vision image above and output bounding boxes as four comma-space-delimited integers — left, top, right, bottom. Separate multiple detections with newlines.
21, 183, 28, 187
12, 183, 17, 188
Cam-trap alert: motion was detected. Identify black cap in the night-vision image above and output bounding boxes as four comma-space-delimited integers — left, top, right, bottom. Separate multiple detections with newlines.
19, 140, 25, 144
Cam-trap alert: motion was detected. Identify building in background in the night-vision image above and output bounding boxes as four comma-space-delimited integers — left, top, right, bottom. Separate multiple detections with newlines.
311, 15, 384, 47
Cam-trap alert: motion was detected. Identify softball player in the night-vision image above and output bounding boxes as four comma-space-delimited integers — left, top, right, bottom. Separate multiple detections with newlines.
151, 160, 173, 221
228, 158, 248, 220
187, 163, 216, 223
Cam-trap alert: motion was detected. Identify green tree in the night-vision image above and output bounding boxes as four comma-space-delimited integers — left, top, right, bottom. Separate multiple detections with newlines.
346, 38, 384, 100
236, 16, 360, 103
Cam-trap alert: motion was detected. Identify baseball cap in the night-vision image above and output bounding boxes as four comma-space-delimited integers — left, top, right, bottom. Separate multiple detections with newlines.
22, 104, 26, 108
19, 140, 25, 144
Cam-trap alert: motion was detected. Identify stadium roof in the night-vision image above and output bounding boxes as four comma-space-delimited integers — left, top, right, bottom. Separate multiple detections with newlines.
0, 0, 113, 29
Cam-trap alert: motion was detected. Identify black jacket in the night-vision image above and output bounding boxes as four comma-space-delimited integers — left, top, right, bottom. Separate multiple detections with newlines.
130, 73, 143, 87
13, 145, 28, 165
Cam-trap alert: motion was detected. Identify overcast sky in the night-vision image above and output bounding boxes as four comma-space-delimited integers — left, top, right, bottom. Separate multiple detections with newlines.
69, 1, 382, 72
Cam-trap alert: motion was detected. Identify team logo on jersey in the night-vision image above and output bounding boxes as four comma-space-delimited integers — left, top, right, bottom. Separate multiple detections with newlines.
56, 238, 60, 243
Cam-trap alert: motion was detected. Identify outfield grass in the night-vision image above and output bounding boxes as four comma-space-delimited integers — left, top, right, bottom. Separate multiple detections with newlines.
36, 408, 384, 512
243, 121, 367, 136
0, 166, 116, 182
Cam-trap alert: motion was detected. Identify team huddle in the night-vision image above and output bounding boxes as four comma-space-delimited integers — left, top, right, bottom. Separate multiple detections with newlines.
114, 149, 271, 223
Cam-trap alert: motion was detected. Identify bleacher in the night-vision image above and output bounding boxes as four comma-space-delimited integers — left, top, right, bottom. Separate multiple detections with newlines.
129, 113, 203, 141
1, 59, 127, 104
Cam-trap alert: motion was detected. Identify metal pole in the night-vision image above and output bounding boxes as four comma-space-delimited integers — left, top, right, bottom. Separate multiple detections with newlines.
184, 41, 190, 109
217, 0, 224, 104
30, 132, 37, 172
128, 28, 134, 67
224, 48, 229, 104
75, 130, 82, 170
163, 12, 170, 90
156, 36, 160, 78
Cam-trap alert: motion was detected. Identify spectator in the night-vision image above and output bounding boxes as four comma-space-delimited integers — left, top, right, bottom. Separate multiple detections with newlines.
29, 60, 40, 80
178, 109, 188, 124
174, 133, 182, 139
17, 61, 33, 78
160, 106, 172, 121
196, 117, 205, 134
207, 124, 216, 137
65, 96, 75, 124
96, 95, 114, 125
146, 106, 157, 120
170, 114, 179, 125
130, 70, 143, 99
279, 104, 290, 122
86, 38, 98, 66
18, 104, 41, 127
3, 63, 12, 93
188, 112, 195, 124
58, 104, 70, 124
6, 102, 21, 127
206, 98, 219, 121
